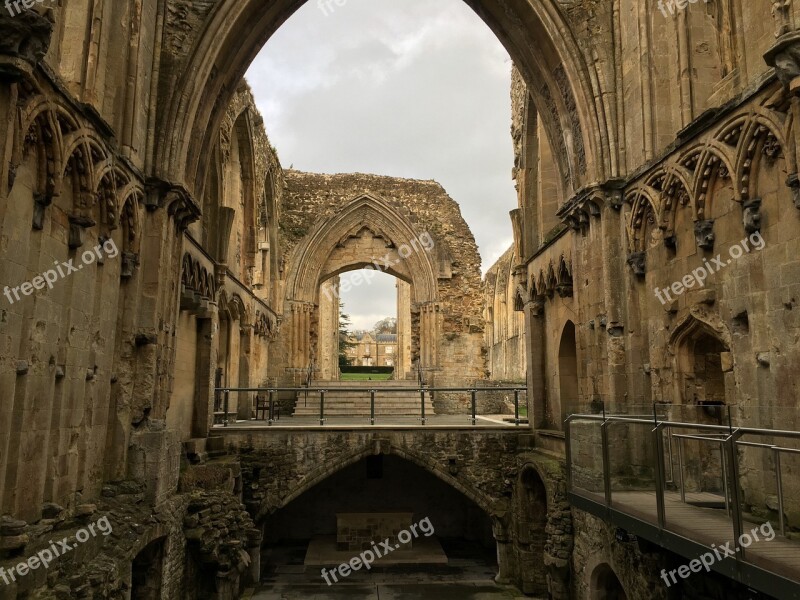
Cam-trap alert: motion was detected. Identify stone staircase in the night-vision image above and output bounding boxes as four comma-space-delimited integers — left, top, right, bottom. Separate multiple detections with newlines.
292, 381, 435, 417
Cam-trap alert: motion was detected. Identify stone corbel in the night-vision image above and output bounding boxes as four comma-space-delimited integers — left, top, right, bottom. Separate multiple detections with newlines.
32, 192, 52, 230
787, 174, 800, 209
121, 251, 139, 279
0, 7, 54, 82
694, 220, 716, 251
627, 252, 646, 277
742, 197, 762, 234
68, 215, 96, 249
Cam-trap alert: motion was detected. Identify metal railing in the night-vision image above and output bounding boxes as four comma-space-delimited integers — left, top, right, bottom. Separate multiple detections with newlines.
565, 412, 800, 560
215, 386, 527, 428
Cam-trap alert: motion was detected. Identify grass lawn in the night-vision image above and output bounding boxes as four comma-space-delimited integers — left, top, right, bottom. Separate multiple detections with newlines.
339, 372, 393, 381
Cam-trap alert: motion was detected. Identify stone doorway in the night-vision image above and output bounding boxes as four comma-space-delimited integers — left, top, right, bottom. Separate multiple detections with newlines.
557, 321, 579, 428
590, 564, 627, 600
131, 538, 166, 600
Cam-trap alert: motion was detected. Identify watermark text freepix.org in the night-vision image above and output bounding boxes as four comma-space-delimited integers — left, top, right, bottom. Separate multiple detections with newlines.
660, 521, 775, 587
655, 231, 765, 305
657, 0, 710, 18
0, 516, 113, 586
4, 0, 50, 17
322, 232, 434, 302
321, 517, 435, 585
4, 238, 120, 305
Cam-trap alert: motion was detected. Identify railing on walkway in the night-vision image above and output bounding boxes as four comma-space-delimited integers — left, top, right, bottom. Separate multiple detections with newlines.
214, 386, 527, 427
565, 411, 800, 566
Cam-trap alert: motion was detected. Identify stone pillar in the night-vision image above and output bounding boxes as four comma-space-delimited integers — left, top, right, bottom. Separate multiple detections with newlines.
491, 513, 514, 585
524, 300, 546, 429
318, 279, 340, 380
600, 186, 628, 408
419, 302, 440, 374
396, 281, 412, 379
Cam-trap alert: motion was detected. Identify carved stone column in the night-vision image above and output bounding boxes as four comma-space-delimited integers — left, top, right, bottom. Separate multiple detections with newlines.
491, 508, 514, 585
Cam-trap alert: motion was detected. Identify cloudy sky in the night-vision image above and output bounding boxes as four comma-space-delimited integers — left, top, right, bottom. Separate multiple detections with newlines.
246, 0, 517, 330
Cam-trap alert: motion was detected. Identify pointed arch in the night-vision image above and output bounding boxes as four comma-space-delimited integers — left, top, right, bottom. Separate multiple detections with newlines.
154, 0, 612, 202
285, 193, 438, 304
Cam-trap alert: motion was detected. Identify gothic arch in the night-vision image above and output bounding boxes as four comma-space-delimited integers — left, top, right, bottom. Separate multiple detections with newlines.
285, 193, 438, 304
154, 0, 612, 203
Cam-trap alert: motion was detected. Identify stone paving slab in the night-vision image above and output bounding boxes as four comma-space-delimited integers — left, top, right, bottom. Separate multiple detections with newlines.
249, 582, 533, 599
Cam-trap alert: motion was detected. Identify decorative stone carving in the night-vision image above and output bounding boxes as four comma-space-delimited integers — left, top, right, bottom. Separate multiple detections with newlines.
121, 251, 139, 279
0, 7, 54, 81
627, 252, 646, 277
765, 32, 800, 91
694, 220, 716, 251
742, 197, 762, 234
771, 0, 792, 38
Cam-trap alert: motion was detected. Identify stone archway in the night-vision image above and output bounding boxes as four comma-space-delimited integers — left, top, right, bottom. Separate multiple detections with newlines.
279, 193, 442, 380
154, 0, 611, 206
590, 563, 628, 600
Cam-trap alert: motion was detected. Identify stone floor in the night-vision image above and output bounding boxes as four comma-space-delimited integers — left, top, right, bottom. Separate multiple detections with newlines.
248, 540, 536, 599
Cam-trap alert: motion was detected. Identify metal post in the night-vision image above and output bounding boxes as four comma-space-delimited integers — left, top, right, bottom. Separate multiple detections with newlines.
653, 423, 667, 529
319, 390, 326, 426
565, 417, 573, 493
724, 432, 744, 560
268, 390, 274, 426
601, 420, 612, 508
677, 436, 686, 503
471, 390, 477, 426
223, 390, 230, 427
514, 390, 520, 426
720, 442, 730, 516
775, 448, 786, 536
370, 389, 376, 426
420, 389, 426, 426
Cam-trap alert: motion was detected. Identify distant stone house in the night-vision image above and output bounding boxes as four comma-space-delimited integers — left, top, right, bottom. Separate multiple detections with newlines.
346, 332, 398, 367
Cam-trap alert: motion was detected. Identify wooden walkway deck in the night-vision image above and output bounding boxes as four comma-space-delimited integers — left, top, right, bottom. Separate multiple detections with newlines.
576, 488, 800, 589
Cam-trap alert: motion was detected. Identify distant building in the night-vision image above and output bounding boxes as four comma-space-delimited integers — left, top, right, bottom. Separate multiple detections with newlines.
345, 332, 398, 367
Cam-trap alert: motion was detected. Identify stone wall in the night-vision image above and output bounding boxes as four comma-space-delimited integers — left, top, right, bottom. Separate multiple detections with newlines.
483, 245, 526, 383
274, 171, 485, 387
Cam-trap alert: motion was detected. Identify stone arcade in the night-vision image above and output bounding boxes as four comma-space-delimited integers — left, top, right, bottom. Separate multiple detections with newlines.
0, 1, 799, 599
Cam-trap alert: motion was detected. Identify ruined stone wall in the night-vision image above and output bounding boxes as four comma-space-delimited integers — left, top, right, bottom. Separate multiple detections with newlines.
276, 171, 485, 386
483, 245, 526, 383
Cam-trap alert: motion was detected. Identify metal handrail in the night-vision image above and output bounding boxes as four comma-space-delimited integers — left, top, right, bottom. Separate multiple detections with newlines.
216, 385, 527, 428
566, 412, 800, 550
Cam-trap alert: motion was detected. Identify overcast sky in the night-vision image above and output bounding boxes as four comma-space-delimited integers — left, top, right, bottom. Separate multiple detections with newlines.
246, 0, 517, 330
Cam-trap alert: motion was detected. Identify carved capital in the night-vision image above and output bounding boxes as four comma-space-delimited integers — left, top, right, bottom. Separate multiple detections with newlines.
0, 7, 54, 81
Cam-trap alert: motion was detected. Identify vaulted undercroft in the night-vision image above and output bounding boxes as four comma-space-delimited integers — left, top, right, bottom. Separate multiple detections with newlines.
1, 0, 799, 599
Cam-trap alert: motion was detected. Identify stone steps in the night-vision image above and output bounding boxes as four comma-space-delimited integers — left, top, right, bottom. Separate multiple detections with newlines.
293, 382, 434, 416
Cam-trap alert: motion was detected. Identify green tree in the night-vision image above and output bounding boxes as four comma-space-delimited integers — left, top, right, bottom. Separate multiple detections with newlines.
338, 301, 356, 367
372, 317, 397, 335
